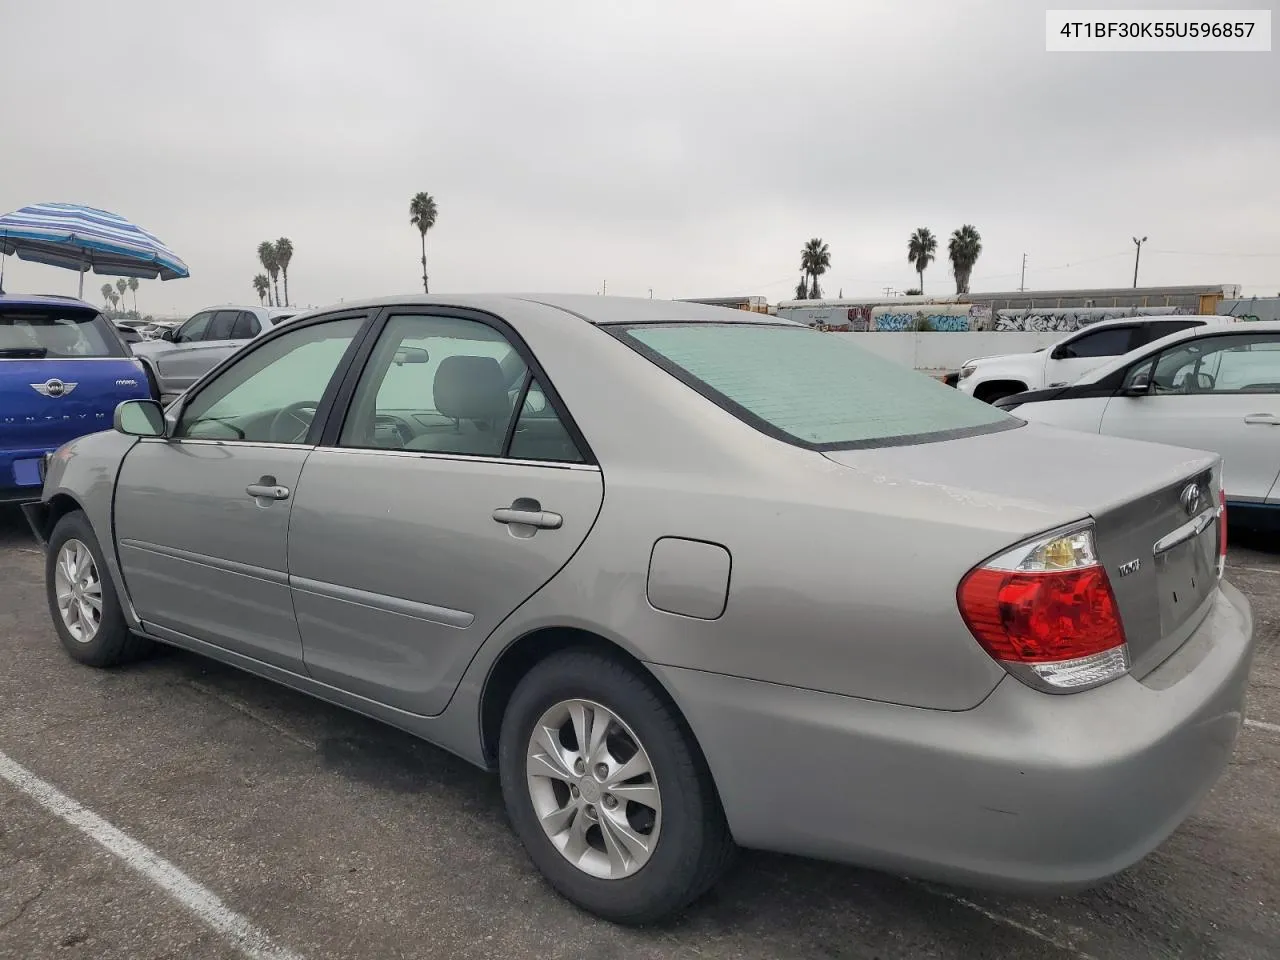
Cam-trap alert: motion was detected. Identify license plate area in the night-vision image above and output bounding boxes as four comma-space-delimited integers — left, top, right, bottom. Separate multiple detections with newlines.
1154, 521, 1216, 636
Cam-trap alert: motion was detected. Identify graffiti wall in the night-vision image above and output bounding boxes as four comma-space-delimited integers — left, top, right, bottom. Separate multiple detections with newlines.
870, 304, 991, 332
993, 306, 1187, 332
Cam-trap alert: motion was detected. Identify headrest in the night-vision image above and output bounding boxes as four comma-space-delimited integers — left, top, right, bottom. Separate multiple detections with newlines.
434, 355, 510, 421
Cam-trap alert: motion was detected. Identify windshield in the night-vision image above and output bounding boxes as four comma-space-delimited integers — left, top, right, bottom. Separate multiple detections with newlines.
614, 322, 1019, 449
0, 308, 127, 359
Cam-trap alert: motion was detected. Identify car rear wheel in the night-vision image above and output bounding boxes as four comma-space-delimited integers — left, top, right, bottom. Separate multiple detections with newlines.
498, 649, 734, 924
45, 511, 152, 667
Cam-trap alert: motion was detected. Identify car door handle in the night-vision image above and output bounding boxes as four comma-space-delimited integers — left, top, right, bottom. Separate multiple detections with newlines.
246, 476, 290, 500
493, 506, 562, 529
1243, 414, 1280, 426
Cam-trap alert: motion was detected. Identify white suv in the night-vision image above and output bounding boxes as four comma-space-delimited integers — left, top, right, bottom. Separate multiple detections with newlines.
956, 315, 1230, 404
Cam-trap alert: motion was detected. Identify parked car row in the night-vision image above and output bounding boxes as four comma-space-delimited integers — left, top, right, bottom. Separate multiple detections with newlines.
956, 314, 1237, 403
17, 293, 1254, 926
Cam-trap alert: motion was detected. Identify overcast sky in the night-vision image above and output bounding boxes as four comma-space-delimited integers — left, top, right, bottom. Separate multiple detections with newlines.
2, 0, 1276, 316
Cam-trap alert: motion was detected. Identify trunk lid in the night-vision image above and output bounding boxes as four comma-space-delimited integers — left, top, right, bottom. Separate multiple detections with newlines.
822, 423, 1221, 677
0, 357, 153, 450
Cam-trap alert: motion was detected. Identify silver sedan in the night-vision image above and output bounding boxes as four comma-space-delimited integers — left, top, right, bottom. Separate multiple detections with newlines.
24, 295, 1254, 924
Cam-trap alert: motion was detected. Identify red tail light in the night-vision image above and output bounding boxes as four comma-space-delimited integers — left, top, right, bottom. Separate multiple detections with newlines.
957, 524, 1129, 692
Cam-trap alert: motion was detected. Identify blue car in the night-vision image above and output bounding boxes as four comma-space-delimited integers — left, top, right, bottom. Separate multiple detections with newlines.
1, 293, 155, 502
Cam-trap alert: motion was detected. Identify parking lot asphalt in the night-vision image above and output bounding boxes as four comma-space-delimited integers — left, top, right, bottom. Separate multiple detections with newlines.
0, 505, 1277, 960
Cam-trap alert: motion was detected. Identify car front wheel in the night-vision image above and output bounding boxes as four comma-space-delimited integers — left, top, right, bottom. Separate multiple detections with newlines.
498, 649, 734, 924
45, 510, 152, 667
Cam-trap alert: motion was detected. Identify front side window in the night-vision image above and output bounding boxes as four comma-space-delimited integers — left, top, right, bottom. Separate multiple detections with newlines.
1138, 334, 1280, 395
0, 307, 127, 358
614, 322, 1016, 449
173, 311, 213, 344
230, 312, 261, 339
339, 313, 583, 461
1061, 326, 1136, 358
176, 317, 364, 443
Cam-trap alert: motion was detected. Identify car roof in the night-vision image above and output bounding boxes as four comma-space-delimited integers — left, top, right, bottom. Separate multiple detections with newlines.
1078, 319, 1280, 383
287, 294, 792, 327
1061, 313, 1224, 332
0, 293, 98, 311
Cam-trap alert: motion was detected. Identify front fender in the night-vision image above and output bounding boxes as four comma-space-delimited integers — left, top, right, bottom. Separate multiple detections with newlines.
30, 429, 142, 628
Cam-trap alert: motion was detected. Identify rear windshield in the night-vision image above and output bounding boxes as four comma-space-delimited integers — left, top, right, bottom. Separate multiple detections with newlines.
613, 322, 1019, 449
0, 308, 127, 359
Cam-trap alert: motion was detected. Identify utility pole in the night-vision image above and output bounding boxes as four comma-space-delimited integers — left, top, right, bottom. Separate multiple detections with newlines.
602, 280, 607, 296
882, 286, 894, 298
1019, 253, 1027, 292
648, 288, 653, 299
1132, 236, 1147, 288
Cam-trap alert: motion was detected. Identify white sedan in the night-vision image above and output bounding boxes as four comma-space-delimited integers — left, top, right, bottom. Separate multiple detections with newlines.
997, 320, 1280, 521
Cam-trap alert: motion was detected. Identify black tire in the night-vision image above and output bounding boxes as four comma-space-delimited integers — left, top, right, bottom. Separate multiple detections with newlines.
45, 510, 153, 668
498, 648, 735, 924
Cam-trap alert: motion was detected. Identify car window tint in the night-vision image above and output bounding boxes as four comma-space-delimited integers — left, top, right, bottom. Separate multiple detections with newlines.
0, 308, 127, 358
1142, 320, 1203, 343
175, 317, 364, 443
173, 311, 213, 343
1064, 327, 1135, 358
507, 379, 585, 462
230, 312, 261, 339
339, 314, 529, 457
206, 310, 240, 341
619, 323, 1015, 448
1152, 334, 1280, 394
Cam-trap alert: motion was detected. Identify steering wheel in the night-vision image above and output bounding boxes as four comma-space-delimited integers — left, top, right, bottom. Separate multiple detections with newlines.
270, 400, 319, 443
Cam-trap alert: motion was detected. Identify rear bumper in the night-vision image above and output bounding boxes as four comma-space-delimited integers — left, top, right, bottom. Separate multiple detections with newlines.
653, 579, 1253, 892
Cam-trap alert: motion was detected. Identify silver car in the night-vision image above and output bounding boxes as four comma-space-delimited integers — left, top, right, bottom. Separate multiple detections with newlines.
24, 295, 1254, 924
131, 304, 296, 402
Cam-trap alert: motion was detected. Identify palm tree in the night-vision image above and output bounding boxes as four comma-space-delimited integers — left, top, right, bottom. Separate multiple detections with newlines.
127, 276, 139, 314
257, 241, 279, 306
794, 275, 809, 299
252, 274, 270, 305
100, 283, 113, 309
800, 238, 831, 300
409, 192, 438, 293
275, 237, 293, 306
115, 278, 128, 312
107, 291, 119, 312
907, 228, 937, 295
948, 225, 983, 295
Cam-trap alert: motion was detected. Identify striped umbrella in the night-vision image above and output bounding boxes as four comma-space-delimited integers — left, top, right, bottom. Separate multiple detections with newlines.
0, 202, 189, 298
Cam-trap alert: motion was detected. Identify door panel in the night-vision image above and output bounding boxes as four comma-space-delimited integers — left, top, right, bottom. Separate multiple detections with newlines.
115, 441, 309, 669
288, 451, 604, 714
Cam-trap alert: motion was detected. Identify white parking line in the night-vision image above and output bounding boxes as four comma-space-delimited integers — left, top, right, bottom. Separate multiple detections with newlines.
912, 884, 1099, 959
0, 749, 305, 960
1245, 718, 1280, 735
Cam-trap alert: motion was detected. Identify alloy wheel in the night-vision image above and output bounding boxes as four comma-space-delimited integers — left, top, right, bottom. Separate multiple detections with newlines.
525, 698, 662, 880
54, 538, 103, 643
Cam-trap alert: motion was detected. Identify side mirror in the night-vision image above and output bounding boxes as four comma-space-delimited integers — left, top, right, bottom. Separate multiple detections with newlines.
160, 328, 175, 341
114, 399, 167, 437
1050, 345, 1071, 360
393, 345, 430, 366
1122, 374, 1152, 397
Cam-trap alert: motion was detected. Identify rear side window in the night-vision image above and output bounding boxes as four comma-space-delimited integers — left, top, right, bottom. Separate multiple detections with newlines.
614, 323, 1017, 449
0, 308, 127, 359
1139, 319, 1204, 344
